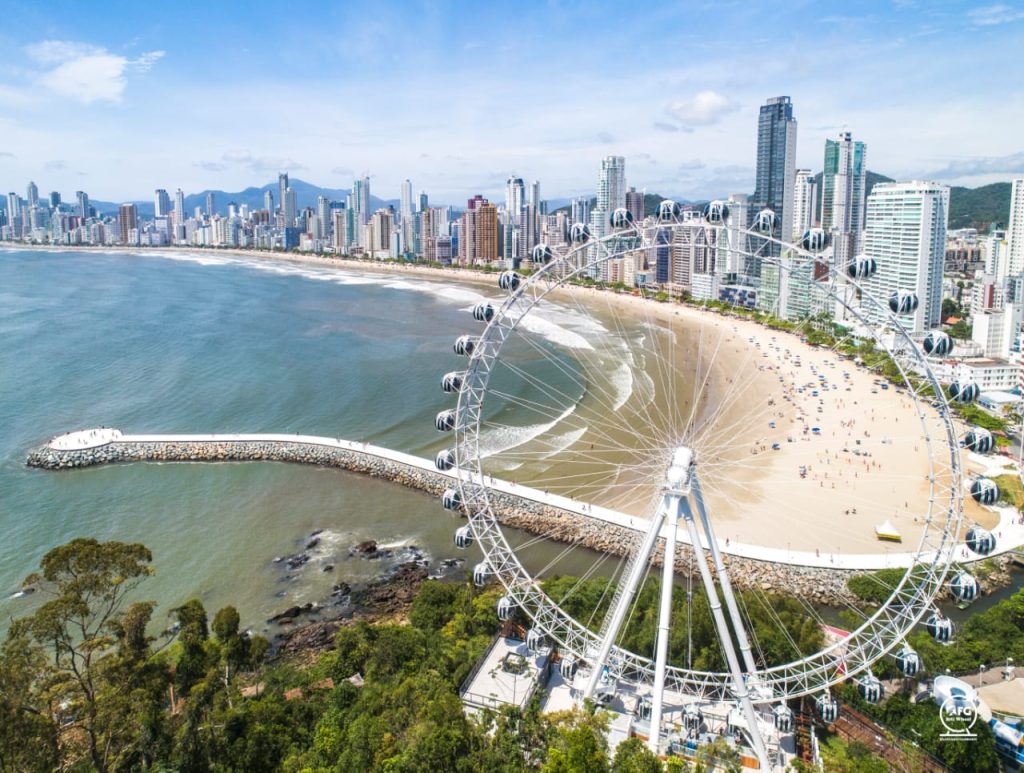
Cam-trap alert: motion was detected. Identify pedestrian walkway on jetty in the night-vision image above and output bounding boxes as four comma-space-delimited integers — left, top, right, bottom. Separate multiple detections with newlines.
31, 428, 1024, 572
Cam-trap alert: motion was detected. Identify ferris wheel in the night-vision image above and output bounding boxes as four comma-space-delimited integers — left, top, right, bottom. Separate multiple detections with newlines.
432, 201, 1000, 766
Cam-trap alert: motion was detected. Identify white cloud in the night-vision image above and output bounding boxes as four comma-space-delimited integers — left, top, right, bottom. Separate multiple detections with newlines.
927, 150, 1024, 178
24, 40, 164, 104
195, 150, 306, 174
663, 91, 740, 131
968, 4, 1024, 25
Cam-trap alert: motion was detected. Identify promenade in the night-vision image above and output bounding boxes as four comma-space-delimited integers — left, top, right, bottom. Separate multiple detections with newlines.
33, 428, 1024, 572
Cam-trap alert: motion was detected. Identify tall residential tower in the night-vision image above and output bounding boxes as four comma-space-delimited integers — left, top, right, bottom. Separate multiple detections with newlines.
821, 131, 867, 267
860, 181, 950, 334
751, 96, 797, 265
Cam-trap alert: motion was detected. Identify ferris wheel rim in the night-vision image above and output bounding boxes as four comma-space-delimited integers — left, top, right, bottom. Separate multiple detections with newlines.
449, 218, 964, 701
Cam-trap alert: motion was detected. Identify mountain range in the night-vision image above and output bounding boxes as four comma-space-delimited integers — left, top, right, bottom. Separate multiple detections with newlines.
91, 179, 396, 219
89, 176, 1013, 232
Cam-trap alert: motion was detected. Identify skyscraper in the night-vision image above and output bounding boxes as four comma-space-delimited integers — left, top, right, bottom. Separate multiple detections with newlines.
400, 179, 413, 222
284, 187, 297, 226
278, 173, 289, 215
6, 192, 20, 220
821, 131, 867, 265
596, 156, 626, 212
76, 191, 89, 220
399, 179, 414, 254
174, 189, 185, 223
351, 176, 371, 227
119, 203, 139, 245
49, 191, 61, 209
154, 189, 171, 218
752, 96, 797, 263
460, 196, 499, 265
571, 197, 590, 226
589, 156, 626, 256
527, 180, 540, 209
26, 181, 39, 209
625, 187, 645, 222
505, 177, 525, 220
317, 195, 331, 239
861, 181, 950, 334
206, 192, 216, 218
1007, 178, 1024, 276
791, 169, 816, 242
263, 190, 274, 215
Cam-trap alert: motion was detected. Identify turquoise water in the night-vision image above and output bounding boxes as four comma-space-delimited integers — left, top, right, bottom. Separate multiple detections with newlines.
0, 249, 613, 632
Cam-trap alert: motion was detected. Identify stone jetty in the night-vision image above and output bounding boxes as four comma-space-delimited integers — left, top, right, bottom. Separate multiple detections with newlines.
27, 430, 872, 605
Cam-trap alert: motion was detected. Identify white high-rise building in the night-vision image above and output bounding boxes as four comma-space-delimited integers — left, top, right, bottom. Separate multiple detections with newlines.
791, 169, 816, 242
982, 230, 1010, 280
724, 193, 749, 274
860, 181, 950, 334
590, 156, 626, 266
1007, 178, 1024, 276
317, 195, 331, 239
505, 177, 525, 220
596, 155, 626, 213
400, 179, 413, 222
283, 188, 297, 226
527, 180, 540, 209
400, 179, 415, 255
174, 189, 185, 223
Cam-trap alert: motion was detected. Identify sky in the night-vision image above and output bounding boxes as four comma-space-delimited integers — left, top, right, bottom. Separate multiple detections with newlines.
0, 0, 1022, 204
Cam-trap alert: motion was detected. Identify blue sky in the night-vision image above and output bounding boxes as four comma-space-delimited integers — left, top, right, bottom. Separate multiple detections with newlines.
0, 0, 1022, 203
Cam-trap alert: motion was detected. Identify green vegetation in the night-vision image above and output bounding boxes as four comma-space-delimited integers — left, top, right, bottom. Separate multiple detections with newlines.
941, 297, 963, 320
0, 538, 833, 771
947, 317, 972, 339
950, 401, 1009, 433
544, 575, 823, 673
949, 182, 1012, 230
846, 568, 910, 605
836, 688, 1001, 773
993, 473, 1024, 509
9, 537, 1019, 771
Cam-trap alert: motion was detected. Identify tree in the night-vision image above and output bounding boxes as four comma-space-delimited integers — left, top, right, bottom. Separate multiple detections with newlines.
612, 737, 663, 772
17, 538, 155, 773
0, 626, 60, 771
541, 709, 610, 773
174, 598, 212, 695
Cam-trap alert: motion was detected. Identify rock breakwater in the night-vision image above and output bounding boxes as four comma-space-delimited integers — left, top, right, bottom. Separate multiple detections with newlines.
27, 437, 864, 604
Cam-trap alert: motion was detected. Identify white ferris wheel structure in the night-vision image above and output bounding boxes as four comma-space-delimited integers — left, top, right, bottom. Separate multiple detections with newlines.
432, 201, 1000, 767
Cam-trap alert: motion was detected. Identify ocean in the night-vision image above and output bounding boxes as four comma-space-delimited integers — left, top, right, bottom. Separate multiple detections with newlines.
0, 248, 643, 632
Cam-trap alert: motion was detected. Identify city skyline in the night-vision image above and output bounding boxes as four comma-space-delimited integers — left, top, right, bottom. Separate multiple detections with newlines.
0, 1, 1022, 202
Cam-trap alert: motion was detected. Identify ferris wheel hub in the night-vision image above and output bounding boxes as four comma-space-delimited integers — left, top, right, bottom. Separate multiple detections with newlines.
665, 446, 695, 493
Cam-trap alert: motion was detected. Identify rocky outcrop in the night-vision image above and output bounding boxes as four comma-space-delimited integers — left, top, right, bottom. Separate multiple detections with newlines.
26, 438, 863, 604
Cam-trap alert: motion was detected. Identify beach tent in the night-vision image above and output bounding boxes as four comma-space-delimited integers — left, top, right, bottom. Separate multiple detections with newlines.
875, 520, 902, 542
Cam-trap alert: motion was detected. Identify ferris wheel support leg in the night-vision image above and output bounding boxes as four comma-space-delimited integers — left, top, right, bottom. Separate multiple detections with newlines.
692, 474, 759, 678
648, 493, 681, 755
582, 505, 668, 700
679, 497, 770, 769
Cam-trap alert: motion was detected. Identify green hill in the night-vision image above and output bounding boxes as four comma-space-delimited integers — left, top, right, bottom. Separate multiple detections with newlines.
948, 182, 1011, 230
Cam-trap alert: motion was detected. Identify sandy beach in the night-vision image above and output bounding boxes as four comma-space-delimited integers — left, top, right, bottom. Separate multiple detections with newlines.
6, 244, 997, 554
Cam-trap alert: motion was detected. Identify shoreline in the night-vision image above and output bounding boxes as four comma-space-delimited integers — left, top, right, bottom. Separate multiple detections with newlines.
26, 432, 1024, 594
6, 244, 1006, 554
